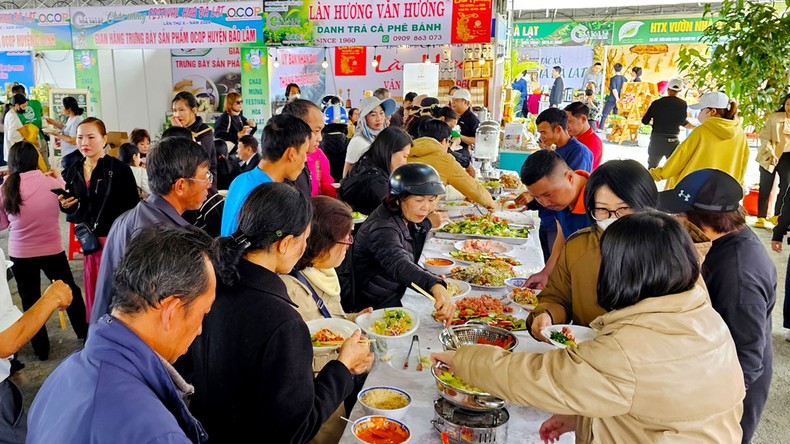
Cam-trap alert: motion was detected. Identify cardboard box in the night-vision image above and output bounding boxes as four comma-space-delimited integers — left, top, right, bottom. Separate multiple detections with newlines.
106, 131, 129, 157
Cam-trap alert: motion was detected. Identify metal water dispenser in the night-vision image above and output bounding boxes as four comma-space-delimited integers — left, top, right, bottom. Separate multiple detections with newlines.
474, 120, 501, 178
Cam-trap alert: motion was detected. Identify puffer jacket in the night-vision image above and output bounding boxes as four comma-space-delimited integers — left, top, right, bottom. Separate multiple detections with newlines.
337, 157, 389, 216
455, 284, 745, 444
351, 204, 444, 310
408, 137, 495, 208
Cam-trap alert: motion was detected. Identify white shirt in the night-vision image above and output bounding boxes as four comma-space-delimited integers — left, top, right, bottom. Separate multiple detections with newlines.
3, 110, 24, 160
344, 135, 373, 165
59, 115, 84, 157
130, 166, 150, 197
0, 248, 23, 382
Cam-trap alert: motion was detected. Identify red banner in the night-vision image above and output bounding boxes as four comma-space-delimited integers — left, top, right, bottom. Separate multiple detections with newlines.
335, 46, 366, 76
450, 0, 493, 44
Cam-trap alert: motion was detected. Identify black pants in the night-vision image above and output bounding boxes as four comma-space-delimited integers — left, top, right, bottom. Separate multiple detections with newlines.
0, 379, 26, 444
538, 228, 558, 263
646, 133, 680, 168
758, 153, 790, 217
599, 98, 618, 129
10, 252, 88, 358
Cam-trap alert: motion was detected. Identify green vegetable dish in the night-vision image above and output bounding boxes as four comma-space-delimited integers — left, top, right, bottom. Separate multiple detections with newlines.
437, 370, 484, 393
438, 217, 529, 238
371, 309, 413, 336
351, 212, 367, 220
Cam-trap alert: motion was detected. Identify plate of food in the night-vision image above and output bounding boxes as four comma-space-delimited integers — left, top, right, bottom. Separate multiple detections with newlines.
445, 278, 471, 298
355, 308, 419, 340
442, 295, 527, 331
447, 260, 516, 290
306, 318, 360, 353
435, 214, 530, 244
351, 212, 368, 224
507, 286, 539, 310
499, 173, 523, 191
491, 211, 534, 227
439, 200, 476, 218
541, 325, 596, 349
448, 250, 521, 266
454, 239, 514, 255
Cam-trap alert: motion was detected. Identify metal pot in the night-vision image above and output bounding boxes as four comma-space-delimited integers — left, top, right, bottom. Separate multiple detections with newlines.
439, 324, 519, 352
431, 364, 506, 412
432, 398, 509, 443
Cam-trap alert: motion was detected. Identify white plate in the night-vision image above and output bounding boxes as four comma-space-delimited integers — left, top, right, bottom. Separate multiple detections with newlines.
453, 240, 514, 255
306, 318, 360, 353
492, 211, 534, 226
386, 348, 434, 378
541, 325, 596, 349
355, 308, 420, 340
444, 278, 471, 298
506, 288, 540, 311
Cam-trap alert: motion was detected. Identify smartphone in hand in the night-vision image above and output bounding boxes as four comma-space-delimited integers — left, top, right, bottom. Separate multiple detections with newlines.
50, 188, 73, 199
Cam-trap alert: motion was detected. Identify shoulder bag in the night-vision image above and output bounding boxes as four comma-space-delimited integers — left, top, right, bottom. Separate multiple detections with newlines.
74, 162, 113, 255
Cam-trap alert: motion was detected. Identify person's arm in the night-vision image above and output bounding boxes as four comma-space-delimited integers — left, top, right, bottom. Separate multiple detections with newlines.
369, 225, 444, 292
641, 103, 654, 125
0, 281, 72, 357
649, 129, 698, 181
444, 156, 495, 208
610, 77, 620, 102
525, 221, 565, 288
526, 237, 576, 334
213, 113, 233, 141
317, 151, 337, 198
459, 134, 475, 146
0, 202, 9, 231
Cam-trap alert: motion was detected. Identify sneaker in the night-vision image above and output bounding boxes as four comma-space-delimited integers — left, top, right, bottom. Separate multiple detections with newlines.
768, 215, 780, 226
785, 331, 790, 342
754, 218, 766, 228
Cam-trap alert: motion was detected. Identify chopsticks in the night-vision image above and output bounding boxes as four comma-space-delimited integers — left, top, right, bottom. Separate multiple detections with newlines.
58, 311, 66, 331
410, 282, 435, 303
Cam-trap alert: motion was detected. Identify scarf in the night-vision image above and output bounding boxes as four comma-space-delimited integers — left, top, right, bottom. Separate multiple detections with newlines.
354, 118, 385, 142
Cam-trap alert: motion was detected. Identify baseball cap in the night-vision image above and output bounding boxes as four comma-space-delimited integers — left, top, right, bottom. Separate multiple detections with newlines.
689, 91, 730, 110
359, 96, 397, 118
667, 78, 684, 91
657, 169, 743, 214
451, 88, 472, 102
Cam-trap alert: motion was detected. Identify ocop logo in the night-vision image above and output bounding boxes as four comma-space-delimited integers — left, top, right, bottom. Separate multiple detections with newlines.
37, 12, 69, 26
226, 6, 261, 20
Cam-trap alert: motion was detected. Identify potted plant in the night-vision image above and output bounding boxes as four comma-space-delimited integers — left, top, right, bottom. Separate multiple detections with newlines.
638, 124, 652, 147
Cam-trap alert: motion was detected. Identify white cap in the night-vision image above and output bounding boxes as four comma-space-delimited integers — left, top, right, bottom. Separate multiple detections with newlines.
689, 91, 730, 110
451, 88, 472, 102
667, 78, 684, 91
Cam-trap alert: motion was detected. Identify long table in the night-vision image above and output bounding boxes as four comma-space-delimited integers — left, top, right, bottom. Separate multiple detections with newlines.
339, 225, 575, 443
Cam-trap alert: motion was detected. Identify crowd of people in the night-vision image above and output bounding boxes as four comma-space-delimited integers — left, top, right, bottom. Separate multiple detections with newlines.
0, 79, 786, 444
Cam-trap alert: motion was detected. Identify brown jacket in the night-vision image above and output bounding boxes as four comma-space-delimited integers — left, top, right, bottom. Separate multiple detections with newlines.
455, 285, 745, 443
527, 221, 711, 328
408, 137, 496, 208
757, 112, 790, 171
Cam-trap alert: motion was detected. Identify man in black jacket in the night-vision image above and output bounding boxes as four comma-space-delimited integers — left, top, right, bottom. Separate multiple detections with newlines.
641, 78, 695, 168
549, 65, 564, 108
237, 135, 260, 173
659, 169, 776, 444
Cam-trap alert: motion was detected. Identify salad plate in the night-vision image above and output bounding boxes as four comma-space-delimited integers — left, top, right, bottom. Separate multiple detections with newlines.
541, 325, 596, 349
356, 308, 420, 340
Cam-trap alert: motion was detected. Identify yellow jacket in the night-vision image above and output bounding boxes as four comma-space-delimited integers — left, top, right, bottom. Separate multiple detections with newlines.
408, 137, 495, 208
650, 116, 749, 188
455, 284, 745, 444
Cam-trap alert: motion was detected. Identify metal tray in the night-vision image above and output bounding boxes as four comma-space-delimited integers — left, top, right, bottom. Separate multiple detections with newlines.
431, 231, 529, 246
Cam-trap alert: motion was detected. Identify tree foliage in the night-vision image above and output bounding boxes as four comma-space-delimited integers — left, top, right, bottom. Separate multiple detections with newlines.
678, 0, 790, 128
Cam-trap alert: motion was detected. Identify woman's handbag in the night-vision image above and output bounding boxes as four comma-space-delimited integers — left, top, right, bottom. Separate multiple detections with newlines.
74, 166, 113, 255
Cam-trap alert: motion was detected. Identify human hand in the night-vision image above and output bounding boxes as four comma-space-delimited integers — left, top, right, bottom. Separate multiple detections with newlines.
58, 194, 78, 209
246, 119, 256, 127
337, 329, 374, 375
350, 307, 373, 322
169, 115, 183, 127
465, 164, 476, 178
431, 284, 455, 326
531, 312, 553, 343
428, 211, 449, 228
430, 350, 456, 371
42, 280, 72, 311
772, 241, 783, 253
514, 192, 534, 207
45, 117, 56, 125
539, 414, 577, 443
524, 270, 549, 290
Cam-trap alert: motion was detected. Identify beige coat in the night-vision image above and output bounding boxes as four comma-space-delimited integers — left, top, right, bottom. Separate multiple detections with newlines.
408, 137, 496, 208
455, 285, 745, 444
757, 112, 790, 171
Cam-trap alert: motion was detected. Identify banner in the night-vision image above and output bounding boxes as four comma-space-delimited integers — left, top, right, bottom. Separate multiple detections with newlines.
240, 48, 270, 128
73, 49, 101, 117
172, 48, 241, 113
613, 18, 713, 45
528, 46, 593, 90
512, 21, 613, 47
70, 2, 262, 49
451, 0, 493, 44
264, 0, 312, 46
269, 47, 326, 111
0, 52, 34, 93
335, 47, 366, 77
0, 9, 72, 50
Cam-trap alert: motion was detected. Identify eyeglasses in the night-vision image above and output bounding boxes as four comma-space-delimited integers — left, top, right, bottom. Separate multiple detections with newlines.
590, 207, 632, 221
235, 100, 243, 105
186, 171, 214, 186
337, 234, 354, 246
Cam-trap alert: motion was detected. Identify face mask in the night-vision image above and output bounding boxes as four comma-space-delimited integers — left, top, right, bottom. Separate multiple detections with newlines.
289, 94, 300, 101
597, 218, 616, 231
585, 89, 594, 96
16, 108, 24, 114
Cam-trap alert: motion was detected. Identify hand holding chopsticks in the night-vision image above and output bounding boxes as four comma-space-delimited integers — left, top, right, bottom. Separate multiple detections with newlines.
412, 282, 455, 326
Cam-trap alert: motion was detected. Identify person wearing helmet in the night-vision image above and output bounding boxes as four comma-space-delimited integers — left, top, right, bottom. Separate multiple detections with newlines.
348, 163, 455, 321
321, 103, 351, 181
343, 96, 397, 177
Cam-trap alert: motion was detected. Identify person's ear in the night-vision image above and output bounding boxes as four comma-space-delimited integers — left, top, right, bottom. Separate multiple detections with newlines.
158, 295, 182, 332
277, 235, 295, 255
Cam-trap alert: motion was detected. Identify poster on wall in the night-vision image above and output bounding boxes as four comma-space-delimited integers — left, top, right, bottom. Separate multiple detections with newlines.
605, 43, 707, 86
0, 52, 34, 94
70, 2, 262, 49
403, 63, 439, 99
73, 49, 101, 117
269, 47, 326, 112
0, 8, 72, 50
171, 48, 242, 113
512, 21, 613, 47
613, 17, 713, 45
240, 48, 271, 127
450, 0, 493, 44
335, 47, 367, 77
49, 88, 90, 120
263, 0, 312, 46
528, 46, 593, 91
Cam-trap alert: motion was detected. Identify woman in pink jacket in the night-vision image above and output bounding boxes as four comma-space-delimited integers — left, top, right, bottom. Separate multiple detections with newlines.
0, 142, 87, 361
306, 148, 336, 197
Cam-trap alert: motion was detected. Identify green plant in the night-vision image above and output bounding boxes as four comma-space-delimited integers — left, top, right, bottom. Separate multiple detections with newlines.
678, 0, 790, 128
639, 124, 652, 135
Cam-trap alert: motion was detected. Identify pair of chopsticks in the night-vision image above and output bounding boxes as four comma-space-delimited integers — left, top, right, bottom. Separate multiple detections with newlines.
410, 282, 435, 303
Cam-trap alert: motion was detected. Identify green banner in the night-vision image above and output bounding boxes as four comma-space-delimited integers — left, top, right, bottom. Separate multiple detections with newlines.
613, 18, 713, 45
263, 1, 312, 46
512, 21, 613, 47
241, 48, 270, 128
73, 49, 101, 117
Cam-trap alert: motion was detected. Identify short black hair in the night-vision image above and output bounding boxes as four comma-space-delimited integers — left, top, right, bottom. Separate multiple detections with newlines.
110, 225, 217, 315
239, 135, 258, 151
520, 149, 569, 186
281, 98, 321, 120
594, 62, 602, 67
261, 114, 311, 162
407, 116, 433, 139
584, 160, 658, 223
285, 83, 300, 97
564, 102, 590, 118
162, 126, 193, 140
632, 66, 643, 76
433, 106, 458, 122
404, 92, 418, 102
553, 66, 562, 73
418, 118, 452, 143
118, 142, 139, 165
613, 63, 623, 72
536, 108, 568, 131
373, 88, 390, 99
684, 207, 747, 234
11, 94, 27, 106
172, 91, 198, 109
597, 211, 699, 311
11, 84, 25, 95
147, 136, 210, 196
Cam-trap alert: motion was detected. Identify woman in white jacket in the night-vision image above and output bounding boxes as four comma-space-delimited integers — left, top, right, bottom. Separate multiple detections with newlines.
2, 95, 27, 161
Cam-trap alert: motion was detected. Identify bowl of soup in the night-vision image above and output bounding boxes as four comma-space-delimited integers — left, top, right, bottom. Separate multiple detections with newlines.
352, 415, 411, 444
358, 386, 412, 420
423, 258, 456, 275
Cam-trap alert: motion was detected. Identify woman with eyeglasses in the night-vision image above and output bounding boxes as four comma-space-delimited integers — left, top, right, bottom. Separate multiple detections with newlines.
215, 91, 257, 152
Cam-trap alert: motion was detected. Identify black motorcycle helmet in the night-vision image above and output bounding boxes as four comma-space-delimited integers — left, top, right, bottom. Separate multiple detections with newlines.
389, 163, 446, 197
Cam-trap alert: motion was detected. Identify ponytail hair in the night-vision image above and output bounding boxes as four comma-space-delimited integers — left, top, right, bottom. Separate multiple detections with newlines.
2, 141, 41, 215
713, 100, 739, 120
62, 96, 84, 116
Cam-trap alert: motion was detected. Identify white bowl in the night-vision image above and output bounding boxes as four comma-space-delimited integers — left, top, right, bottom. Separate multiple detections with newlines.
505, 277, 528, 291
445, 278, 471, 298
541, 324, 596, 349
423, 257, 456, 275
355, 308, 420, 340
357, 386, 412, 420
306, 318, 360, 353
352, 415, 411, 444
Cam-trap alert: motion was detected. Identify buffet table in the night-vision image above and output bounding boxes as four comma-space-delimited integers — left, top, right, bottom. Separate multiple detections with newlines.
339, 225, 575, 443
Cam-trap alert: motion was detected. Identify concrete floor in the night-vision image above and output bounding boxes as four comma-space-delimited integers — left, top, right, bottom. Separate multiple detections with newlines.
5, 141, 790, 442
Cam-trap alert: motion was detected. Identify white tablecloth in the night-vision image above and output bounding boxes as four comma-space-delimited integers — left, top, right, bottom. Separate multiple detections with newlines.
339, 227, 575, 443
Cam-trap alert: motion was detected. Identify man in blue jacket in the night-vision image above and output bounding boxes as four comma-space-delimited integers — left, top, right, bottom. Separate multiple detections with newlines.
27, 225, 217, 444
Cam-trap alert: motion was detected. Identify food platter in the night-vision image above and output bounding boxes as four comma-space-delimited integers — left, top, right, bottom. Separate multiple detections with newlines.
355, 308, 420, 340
491, 211, 534, 227
443, 295, 528, 331
445, 278, 471, 298
433, 231, 529, 245
306, 318, 360, 353
447, 261, 516, 290
435, 214, 530, 245
541, 324, 596, 349
453, 239, 514, 255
